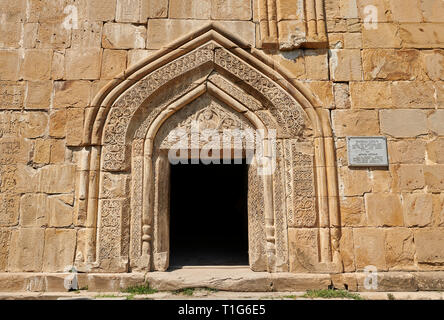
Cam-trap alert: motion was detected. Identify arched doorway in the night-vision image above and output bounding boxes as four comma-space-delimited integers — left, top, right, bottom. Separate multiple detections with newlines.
75, 23, 342, 274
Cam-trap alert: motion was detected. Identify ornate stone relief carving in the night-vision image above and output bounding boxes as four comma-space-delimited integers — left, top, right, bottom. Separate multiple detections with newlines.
81, 26, 340, 273
155, 94, 254, 150
257, 0, 328, 50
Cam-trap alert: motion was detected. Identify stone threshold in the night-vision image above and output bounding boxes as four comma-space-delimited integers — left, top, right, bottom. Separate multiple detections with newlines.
1, 291, 444, 301
0, 269, 443, 293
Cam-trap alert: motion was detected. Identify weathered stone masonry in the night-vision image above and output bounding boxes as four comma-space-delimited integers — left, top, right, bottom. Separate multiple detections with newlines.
0, 0, 443, 288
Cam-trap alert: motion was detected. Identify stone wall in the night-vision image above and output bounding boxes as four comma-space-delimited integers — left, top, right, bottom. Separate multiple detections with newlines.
0, 0, 443, 273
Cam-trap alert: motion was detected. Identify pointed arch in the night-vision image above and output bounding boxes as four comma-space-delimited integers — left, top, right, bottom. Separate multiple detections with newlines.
74, 23, 341, 274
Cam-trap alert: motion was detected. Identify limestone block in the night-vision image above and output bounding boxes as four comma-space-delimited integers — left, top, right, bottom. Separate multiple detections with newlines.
347, 19, 361, 33
304, 81, 334, 109
23, 23, 39, 48
169, 0, 211, 19
415, 272, 444, 291
339, 227, 355, 272
51, 50, 65, 80
54, 81, 91, 109
14, 165, 40, 193
8, 228, 45, 272
365, 193, 403, 227
434, 82, 444, 108
50, 139, 66, 164
0, 0, 26, 23
339, 196, 366, 226
385, 228, 415, 270
421, 0, 444, 22
332, 110, 379, 137
356, 272, 417, 292
427, 139, 444, 164
71, 22, 103, 48
0, 229, 10, 271
387, 139, 426, 164
48, 195, 74, 227
66, 108, 84, 146
0, 81, 25, 110
362, 23, 401, 49
328, 33, 344, 49
25, 81, 52, 110
20, 194, 48, 227
101, 50, 127, 79
116, 0, 152, 23
370, 169, 392, 193
334, 83, 351, 109
326, 19, 347, 33
27, 0, 86, 23
34, 139, 51, 164
103, 23, 146, 49
353, 228, 387, 271
403, 193, 433, 227
87, 0, 117, 21
23, 112, 49, 138
338, 167, 371, 196
380, 110, 427, 138
147, 20, 255, 49
350, 81, 392, 109
65, 48, 102, 80
390, 0, 422, 22
415, 229, 444, 264
424, 165, 444, 193
335, 138, 348, 166
211, 0, 251, 20
362, 49, 424, 81
325, 0, 341, 19
421, 50, 444, 81
330, 49, 362, 81
399, 23, 444, 49
432, 194, 444, 227
397, 164, 425, 191
391, 81, 435, 109
127, 50, 155, 67
277, 20, 307, 50
344, 33, 362, 49
49, 109, 67, 138
145, 0, 168, 18
428, 110, 444, 136
304, 50, 329, 81
21, 49, 52, 81
36, 23, 71, 49
0, 50, 20, 81
0, 194, 19, 227
43, 229, 76, 272
271, 51, 305, 80
288, 228, 319, 272
0, 137, 32, 165
39, 164, 76, 194
1, 113, 30, 138
0, 22, 21, 48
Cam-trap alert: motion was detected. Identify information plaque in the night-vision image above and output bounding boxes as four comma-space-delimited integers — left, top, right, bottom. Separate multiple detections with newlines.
347, 136, 389, 167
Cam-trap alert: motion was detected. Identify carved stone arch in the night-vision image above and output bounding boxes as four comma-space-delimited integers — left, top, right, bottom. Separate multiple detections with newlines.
75, 23, 341, 274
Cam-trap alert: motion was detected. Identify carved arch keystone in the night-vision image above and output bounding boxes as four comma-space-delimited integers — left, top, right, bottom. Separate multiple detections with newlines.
75, 23, 341, 273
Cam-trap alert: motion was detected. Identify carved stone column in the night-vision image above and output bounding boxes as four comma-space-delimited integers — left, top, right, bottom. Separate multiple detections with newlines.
258, 0, 327, 50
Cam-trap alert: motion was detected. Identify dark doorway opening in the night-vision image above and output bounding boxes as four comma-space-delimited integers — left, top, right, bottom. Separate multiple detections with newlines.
169, 161, 249, 267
